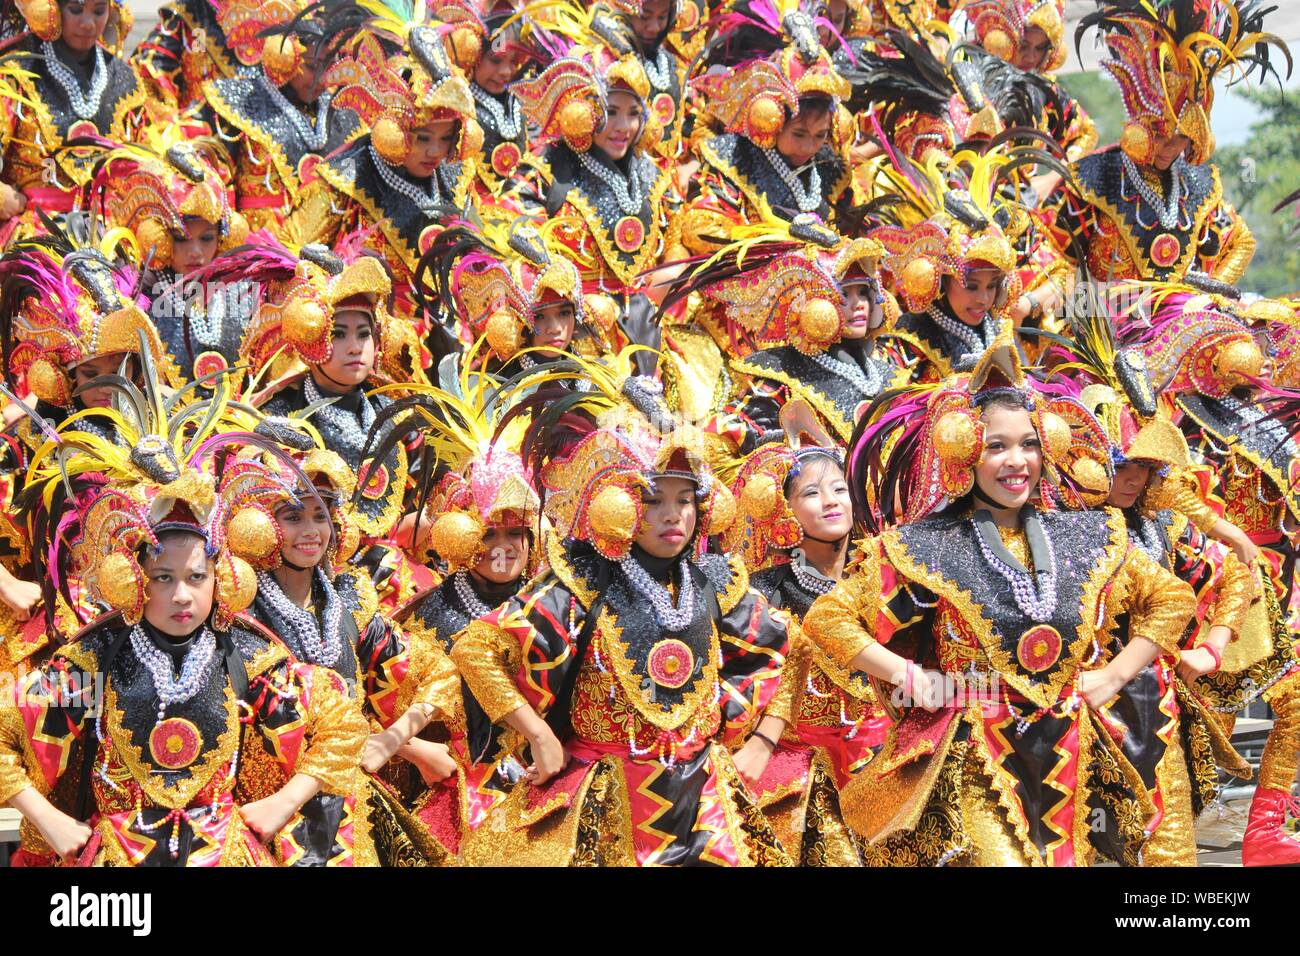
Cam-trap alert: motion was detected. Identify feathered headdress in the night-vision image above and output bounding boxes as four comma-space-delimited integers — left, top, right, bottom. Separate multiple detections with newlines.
10, 337, 320, 629
497, 348, 736, 559
356, 343, 540, 569
718, 400, 843, 567
966, 0, 1068, 72
89, 132, 247, 272
1077, 0, 1292, 165
195, 238, 416, 384
661, 211, 885, 357
308, 0, 482, 164
846, 332, 1075, 529
0, 219, 181, 409
416, 218, 589, 362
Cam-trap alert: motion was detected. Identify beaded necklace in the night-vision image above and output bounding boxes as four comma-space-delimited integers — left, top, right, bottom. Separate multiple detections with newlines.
971, 516, 1058, 623
369, 143, 443, 213
42, 41, 108, 120
130, 626, 218, 722
255, 569, 344, 667
620, 556, 695, 631
810, 349, 882, 396
760, 147, 821, 213
470, 83, 522, 139
452, 570, 492, 618
577, 150, 643, 216
926, 304, 995, 361
260, 76, 333, 152
1120, 152, 1186, 231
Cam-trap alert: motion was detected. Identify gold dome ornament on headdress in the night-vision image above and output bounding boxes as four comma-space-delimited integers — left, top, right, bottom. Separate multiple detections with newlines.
871, 144, 1044, 317
354, 341, 542, 571
92, 133, 249, 272
321, 3, 482, 166
508, 347, 735, 561
719, 400, 844, 568
965, 0, 1067, 72
8, 334, 285, 628
0, 225, 182, 410
1078, 0, 1292, 166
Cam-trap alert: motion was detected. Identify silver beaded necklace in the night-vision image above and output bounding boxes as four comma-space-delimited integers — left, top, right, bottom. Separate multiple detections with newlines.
926, 305, 995, 361
620, 556, 695, 631
369, 143, 443, 213
791, 559, 836, 596
130, 625, 218, 722
761, 147, 821, 213
971, 517, 1058, 623
577, 150, 643, 216
810, 349, 883, 396
470, 83, 522, 139
1120, 152, 1186, 231
255, 569, 344, 667
42, 40, 108, 120
187, 282, 226, 348
304, 373, 376, 458
642, 47, 673, 91
261, 75, 333, 152
453, 570, 492, 618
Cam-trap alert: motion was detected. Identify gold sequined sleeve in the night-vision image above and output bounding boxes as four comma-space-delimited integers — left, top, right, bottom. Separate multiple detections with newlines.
0, 685, 33, 805
764, 620, 810, 729
1150, 468, 1221, 534
1205, 548, 1260, 639
452, 620, 527, 724
405, 632, 461, 726
803, 540, 886, 670
277, 179, 343, 250
1210, 204, 1256, 285
1116, 546, 1197, 656
292, 664, 368, 797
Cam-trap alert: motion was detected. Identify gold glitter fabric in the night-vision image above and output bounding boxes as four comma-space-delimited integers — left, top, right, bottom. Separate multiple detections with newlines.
1150, 468, 1222, 534
284, 663, 371, 798
1259, 674, 1300, 791
452, 619, 528, 724
1140, 738, 1198, 867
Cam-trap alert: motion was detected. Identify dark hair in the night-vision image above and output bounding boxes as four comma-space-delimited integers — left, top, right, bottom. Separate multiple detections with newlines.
781, 450, 845, 498
972, 388, 1033, 416
141, 527, 211, 566
793, 94, 835, 123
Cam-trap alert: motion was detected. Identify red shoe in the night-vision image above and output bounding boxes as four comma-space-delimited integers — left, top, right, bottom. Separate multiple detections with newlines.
1242, 788, 1300, 867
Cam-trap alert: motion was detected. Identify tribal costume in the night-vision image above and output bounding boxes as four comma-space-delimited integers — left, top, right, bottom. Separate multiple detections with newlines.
0, 0, 147, 238
450, 359, 797, 865
805, 345, 1198, 865
131, 0, 237, 118
0, 362, 366, 866
202, 0, 362, 232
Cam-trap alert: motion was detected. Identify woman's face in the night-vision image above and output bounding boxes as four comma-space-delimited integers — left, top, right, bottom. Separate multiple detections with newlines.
404, 122, 458, 178
944, 268, 1004, 326
817, 0, 850, 46
529, 302, 576, 356
474, 48, 525, 95
635, 476, 697, 559
285, 52, 325, 105
313, 309, 376, 393
1107, 461, 1155, 509
774, 107, 832, 170
1151, 133, 1193, 171
840, 281, 881, 340
275, 498, 333, 570
171, 216, 219, 275
787, 457, 853, 543
629, 0, 673, 47
1014, 26, 1053, 72
474, 525, 530, 585
59, 0, 110, 55
593, 91, 644, 162
973, 404, 1043, 512
142, 533, 215, 638
72, 352, 130, 408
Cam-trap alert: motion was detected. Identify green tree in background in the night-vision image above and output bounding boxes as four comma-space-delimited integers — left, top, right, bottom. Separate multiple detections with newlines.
1214, 86, 1300, 299
1054, 76, 1300, 298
